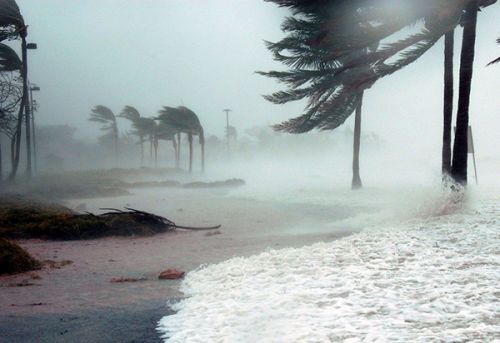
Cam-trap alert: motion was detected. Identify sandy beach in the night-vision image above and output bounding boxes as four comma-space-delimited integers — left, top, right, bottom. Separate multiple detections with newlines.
0, 186, 356, 342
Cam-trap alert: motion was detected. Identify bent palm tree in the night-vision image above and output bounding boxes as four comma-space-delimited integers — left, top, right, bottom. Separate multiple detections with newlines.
157, 106, 205, 173
119, 105, 146, 166
89, 106, 118, 163
155, 120, 178, 167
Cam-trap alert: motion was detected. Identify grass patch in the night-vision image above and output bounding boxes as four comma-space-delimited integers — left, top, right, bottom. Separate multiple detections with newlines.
0, 238, 41, 275
0, 198, 172, 240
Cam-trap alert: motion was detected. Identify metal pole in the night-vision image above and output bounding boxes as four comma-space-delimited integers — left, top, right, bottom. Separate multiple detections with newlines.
30, 87, 37, 174
22, 37, 32, 178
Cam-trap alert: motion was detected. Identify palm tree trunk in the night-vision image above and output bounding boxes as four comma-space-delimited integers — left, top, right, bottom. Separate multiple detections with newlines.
188, 133, 193, 173
442, 30, 454, 178
200, 131, 205, 173
154, 138, 158, 167
451, 1, 478, 186
140, 135, 144, 166
149, 135, 153, 165
10, 135, 15, 167
0, 142, 3, 184
172, 139, 178, 168
113, 124, 118, 166
177, 133, 181, 168
351, 93, 363, 190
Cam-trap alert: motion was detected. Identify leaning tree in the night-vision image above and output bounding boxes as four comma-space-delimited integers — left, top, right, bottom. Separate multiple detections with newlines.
89, 105, 119, 164
262, 0, 496, 187
157, 106, 205, 173
119, 105, 147, 166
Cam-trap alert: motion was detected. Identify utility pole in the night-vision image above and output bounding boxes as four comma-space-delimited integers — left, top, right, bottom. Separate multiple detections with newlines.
223, 109, 231, 150
30, 84, 40, 174
24, 41, 37, 178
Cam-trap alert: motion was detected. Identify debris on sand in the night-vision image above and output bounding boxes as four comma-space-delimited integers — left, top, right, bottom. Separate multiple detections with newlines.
43, 260, 73, 269
158, 268, 185, 280
110, 277, 148, 283
0, 200, 221, 240
0, 238, 41, 275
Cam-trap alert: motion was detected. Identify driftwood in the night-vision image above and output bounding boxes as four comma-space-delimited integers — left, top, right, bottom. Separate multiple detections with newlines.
99, 207, 221, 231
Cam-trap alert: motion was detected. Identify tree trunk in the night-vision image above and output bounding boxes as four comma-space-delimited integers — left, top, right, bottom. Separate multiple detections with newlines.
9, 99, 26, 181
172, 139, 178, 168
10, 135, 15, 167
200, 131, 205, 173
154, 138, 158, 167
442, 30, 454, 178
113, 123, 118, 167
451, 1, 478, 186
149, 135, 153, 165
140, 135, 144, 166
188, 133, 193, 173
351, 93, 363, 190
177, 133, 181, 168
0, 142, 3, 184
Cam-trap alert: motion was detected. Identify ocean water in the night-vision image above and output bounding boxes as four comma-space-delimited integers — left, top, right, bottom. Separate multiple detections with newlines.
157, 181, 499, 342
156, 153, 500, 342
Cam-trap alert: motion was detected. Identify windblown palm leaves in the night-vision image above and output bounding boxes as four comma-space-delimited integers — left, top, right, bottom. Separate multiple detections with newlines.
89, 105, 119, 162
0, 42, 21, 71
487, 37, 500, 66
260, 0, 494, 134
157, 106, 205, 172
0, 0, 24, 41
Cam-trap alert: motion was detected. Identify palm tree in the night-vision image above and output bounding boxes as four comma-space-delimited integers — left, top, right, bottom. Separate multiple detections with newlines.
262, 0, 496, 188
157, 106, 205, 173
451, 0, 479, 185
442, 30, 454, 177
155, 120, 178, 167
119, 105, 146, 166
0, 0, 26, 181
89, 105, 119, 164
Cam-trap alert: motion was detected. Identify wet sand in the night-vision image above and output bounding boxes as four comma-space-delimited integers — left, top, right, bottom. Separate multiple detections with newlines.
0, 187, 356, 342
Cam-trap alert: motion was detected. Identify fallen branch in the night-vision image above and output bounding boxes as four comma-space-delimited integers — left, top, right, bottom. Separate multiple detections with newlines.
98, 207, 221, 231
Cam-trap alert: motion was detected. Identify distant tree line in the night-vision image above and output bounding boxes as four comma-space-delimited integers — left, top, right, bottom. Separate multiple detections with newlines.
89, 105, 205, 173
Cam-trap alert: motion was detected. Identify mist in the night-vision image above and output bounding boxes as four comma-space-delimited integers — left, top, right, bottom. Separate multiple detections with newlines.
1, 1, 499, 343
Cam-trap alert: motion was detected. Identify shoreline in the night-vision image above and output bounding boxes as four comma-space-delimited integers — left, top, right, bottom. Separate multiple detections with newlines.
0, 187, 358, 342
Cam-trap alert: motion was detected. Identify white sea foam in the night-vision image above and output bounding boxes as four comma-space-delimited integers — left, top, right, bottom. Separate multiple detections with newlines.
158, 189, 499, 342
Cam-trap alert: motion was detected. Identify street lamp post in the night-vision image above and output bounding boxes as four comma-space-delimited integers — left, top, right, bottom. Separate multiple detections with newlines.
29, 84, 40, 174
24, 41, 37, 178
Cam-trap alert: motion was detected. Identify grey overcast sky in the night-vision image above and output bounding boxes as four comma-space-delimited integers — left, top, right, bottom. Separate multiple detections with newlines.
15, 1, 500, 156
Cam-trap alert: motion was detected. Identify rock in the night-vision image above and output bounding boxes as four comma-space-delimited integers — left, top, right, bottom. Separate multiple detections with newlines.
158, 268, 185, 280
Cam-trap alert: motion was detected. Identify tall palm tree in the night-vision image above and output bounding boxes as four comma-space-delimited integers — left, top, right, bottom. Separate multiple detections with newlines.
157, 106, 205, 173
155, 120, 178, 167
263, 0, 496, 188
119, 105, 145, 166
451, 0, 479, 185
89, 105, 118, 163
442, 30, 454, 177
